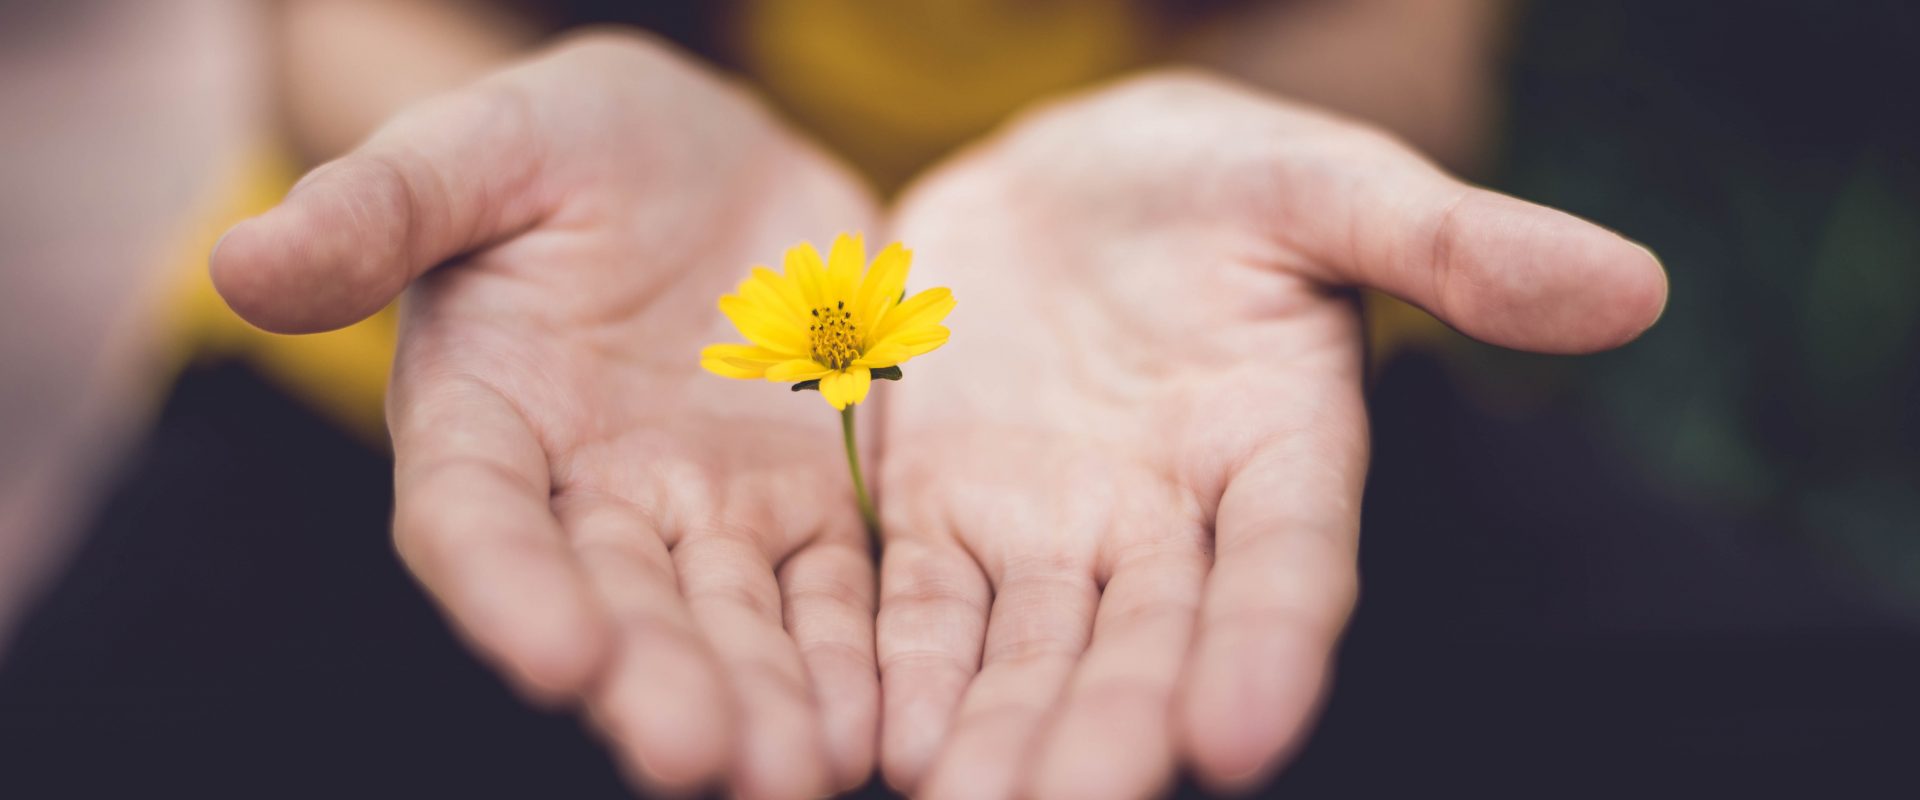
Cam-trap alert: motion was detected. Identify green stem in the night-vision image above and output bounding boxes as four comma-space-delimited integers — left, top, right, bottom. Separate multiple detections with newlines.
840, 405, 880, 545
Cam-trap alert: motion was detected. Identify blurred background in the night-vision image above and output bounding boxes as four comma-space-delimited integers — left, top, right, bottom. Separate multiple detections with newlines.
1, 0, 1916, 797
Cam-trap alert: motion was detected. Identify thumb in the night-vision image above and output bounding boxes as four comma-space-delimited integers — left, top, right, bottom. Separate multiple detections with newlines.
210, 86, 547, 334
1280, 132, 1668, 354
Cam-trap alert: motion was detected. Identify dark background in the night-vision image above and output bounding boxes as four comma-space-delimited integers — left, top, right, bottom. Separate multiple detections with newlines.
4, 2, 1919, 798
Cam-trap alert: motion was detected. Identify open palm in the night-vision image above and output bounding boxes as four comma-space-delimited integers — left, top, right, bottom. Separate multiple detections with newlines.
873, 72, 1667, 799
213, 34, 880, 799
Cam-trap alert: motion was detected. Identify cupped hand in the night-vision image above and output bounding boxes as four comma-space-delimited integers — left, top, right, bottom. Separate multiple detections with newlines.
874, 70, 1666, 799
212, 32, 881, 799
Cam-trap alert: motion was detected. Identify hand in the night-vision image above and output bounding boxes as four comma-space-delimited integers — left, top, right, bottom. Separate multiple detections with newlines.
212, 33, 881, 799
874, 71, 1666, 798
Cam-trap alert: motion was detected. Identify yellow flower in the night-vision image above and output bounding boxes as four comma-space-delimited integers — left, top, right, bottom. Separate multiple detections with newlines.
701, 233, 954, 409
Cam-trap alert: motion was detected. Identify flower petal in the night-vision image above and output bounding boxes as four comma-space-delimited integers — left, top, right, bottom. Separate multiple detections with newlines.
785, 241, 830, 308
766, 359, 834, 381
700, 343, 786, 379
818, 366, 872, 409
870, 325, 950, 360
701, 358, 763, 379
738, 266, 808, 327
719, 295, 808, 355
872, 287, 955, 343
850, 343, 909, 369
701, 343, 787, 364
757, 265, 811, 313
854, 242, 910, 341
826, 232, 866, 304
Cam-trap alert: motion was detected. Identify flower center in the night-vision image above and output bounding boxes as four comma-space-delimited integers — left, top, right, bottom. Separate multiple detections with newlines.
809, 300, 860, 370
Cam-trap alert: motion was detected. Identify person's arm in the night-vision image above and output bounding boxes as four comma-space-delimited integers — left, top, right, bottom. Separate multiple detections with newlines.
1179, 0, 1512, 174
0, 0, 537, 660
274, 0, 540, 162
0, 0, 265, 658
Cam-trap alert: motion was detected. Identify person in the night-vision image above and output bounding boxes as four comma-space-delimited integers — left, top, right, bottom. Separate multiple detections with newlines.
202, 18, 1663, 800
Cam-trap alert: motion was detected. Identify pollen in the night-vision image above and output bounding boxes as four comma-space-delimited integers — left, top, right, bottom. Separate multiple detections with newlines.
809, 300, 861, 369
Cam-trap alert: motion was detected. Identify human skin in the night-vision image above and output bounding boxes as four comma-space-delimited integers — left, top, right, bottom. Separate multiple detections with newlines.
0, 0, 263, 660
1178, 0, 1509, 173
873, 72, 1666, 799
0, 0, 1510, 671
212, 33, 883, 799
210, 31, 1665, 800
18, 4, 1574, 790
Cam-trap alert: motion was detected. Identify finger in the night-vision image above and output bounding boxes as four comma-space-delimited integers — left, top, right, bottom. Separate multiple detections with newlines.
918, 567, 1099, 800
875, 538, 992, 791
1026, 544, 1208, 800
556, 497, 733, 794
1179, 399, 1368, 791
1277, 128, 1668, 354
674, 533, 832, 800
210, 77, 548, 334
389, 377, 611, 704
777, 537, 880, 792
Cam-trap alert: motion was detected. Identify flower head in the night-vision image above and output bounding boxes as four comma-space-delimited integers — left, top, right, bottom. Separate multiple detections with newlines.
701, 233, 954, 409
